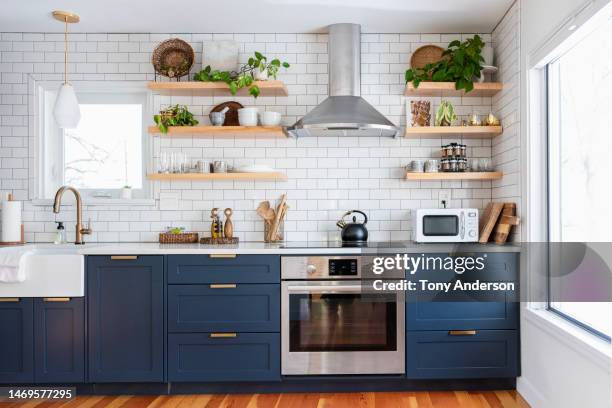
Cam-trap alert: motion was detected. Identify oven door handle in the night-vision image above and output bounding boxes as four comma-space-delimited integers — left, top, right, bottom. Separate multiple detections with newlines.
286, 285, 363, 293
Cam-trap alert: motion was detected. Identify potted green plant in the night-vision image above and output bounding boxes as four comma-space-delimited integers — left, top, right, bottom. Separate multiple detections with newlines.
193, 52, 290, 98
405, 35, 485, 93
153, 105, 199, 134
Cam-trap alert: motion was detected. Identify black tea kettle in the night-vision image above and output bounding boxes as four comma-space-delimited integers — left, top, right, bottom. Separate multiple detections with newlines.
336, 210, 368, 242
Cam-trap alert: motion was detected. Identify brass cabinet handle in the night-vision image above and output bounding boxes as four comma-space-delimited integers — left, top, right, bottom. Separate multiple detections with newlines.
209, 333, 237, 338
209, 254, 236, 259
43, 297, 71, 302
0, 297, 20, 302
110, 255, 138, 260
209, 284, 237, 289
449, 330, 477, 336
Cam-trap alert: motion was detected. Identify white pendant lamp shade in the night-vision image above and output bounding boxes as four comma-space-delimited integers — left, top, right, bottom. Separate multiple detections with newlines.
53, 83, 81, 129
52, 10, 81, 129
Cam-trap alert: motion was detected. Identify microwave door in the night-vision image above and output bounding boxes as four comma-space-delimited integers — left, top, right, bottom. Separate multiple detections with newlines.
423, 215, 459, 236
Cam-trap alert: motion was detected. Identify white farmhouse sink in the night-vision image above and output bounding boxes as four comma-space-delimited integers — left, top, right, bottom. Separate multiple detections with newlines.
0, 244, 84, 297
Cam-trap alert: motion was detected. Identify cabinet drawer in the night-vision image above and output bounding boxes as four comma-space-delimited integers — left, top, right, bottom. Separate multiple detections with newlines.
168, 333, 280, 382
168, 284, 280, 333
167, 255, 280, 284
407, 301, 518, 330
406, 330, 518, 379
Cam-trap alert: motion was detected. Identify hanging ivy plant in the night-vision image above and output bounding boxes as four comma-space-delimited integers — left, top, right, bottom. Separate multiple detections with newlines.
405, 35, 485, 93
193, 51, 290, 98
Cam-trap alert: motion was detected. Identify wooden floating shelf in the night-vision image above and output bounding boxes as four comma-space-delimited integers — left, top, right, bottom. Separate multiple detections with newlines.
405, 125, 503, 138
147, 80, 288, 97
405, 171, 503, 181
148, 125, 287, 138
404, 82, 503, 97
147, 172, 287, 181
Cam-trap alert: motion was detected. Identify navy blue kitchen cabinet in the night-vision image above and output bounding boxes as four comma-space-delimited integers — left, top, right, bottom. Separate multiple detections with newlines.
406, 252, 519, 330
167, 254, 280, 284
87, 255, 164, 383
405, 252, 520, 379
168, 284, 280, 333
0, 298, 34, 383
168, 333, 280, 382
34, 297, 85, 383
406, 330, 518, 379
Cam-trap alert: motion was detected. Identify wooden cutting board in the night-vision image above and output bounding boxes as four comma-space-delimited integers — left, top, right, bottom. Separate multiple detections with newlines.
211, 101, 243, 126
494, 203, 519, 244
479, 202, 504, 243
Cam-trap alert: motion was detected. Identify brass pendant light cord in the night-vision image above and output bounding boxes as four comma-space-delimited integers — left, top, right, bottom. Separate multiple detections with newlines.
64, 18, 68, 84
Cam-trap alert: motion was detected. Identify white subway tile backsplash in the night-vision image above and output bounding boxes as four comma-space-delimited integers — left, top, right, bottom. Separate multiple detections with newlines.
0, 27, 510, 242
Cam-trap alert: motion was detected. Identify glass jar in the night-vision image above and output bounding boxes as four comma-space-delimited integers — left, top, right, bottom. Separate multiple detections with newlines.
441, 158, 451, 172
458, 158, 467, 172
449, 158, 458, 172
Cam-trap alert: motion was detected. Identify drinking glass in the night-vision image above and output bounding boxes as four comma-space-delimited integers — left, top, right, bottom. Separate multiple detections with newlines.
479, 158, 493, 172
158, 152, 170, 173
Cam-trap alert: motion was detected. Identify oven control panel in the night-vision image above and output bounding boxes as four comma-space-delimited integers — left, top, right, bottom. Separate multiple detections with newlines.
329, 259, 358, 276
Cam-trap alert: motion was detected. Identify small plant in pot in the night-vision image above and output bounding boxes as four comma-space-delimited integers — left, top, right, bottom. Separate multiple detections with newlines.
153, 105, 198, 134
405, 35, 485, 93
193, 52, 290, 98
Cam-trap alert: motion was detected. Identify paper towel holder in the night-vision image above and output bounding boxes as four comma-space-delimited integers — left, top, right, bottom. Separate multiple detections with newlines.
0, 194, 25, 246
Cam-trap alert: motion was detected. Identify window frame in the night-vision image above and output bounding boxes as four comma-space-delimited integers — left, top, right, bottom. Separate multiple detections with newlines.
545, 42, 612, 343
37, 81, 152, 200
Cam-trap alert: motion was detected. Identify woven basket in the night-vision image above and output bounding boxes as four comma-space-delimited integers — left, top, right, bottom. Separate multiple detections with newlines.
159, 232, 199, 244
410, 45, 445, 69
152, 38, 194, 79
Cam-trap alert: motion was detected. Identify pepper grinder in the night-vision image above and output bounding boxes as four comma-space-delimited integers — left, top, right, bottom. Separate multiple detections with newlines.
224, 208, 233, 239
210, 208, 223, 239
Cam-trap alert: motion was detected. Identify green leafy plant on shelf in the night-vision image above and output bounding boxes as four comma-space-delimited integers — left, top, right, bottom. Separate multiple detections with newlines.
153, 105, 199, 134
193, 52, 290, 98
405, 35, 485, 93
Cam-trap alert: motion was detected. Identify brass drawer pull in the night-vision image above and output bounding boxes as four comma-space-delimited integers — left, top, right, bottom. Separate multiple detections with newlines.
43, 297, 71, 302
449, 330, 477, 336
110, 255, 138, 260
209, 333, 237, 338
209, 254, 236, 259
0, 297, 20, 302
209, 284, 237, 289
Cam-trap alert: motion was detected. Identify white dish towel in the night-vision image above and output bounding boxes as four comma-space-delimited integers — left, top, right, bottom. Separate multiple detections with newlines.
0, 249, 32, 283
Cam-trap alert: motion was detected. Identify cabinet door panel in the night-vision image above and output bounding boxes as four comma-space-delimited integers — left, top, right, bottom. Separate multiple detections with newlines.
168, 284, 280, 333
168, 333, 280, 382
34, 298, 85, 383
87, 256, 164, 382
406, 330, 518, 379
167, 255, 280, 284
0, 298, 34, 383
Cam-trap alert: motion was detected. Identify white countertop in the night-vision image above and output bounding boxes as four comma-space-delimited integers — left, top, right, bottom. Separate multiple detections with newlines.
5, 241, 521, 255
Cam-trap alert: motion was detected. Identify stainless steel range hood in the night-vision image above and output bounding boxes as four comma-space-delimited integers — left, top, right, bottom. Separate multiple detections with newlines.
287, 24, 400, 138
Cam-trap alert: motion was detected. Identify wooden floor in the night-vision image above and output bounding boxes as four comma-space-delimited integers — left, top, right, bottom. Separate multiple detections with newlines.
1, 391, 530, 408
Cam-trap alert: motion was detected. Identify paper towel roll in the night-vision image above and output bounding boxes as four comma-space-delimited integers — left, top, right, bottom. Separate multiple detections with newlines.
1, 200, 22, 242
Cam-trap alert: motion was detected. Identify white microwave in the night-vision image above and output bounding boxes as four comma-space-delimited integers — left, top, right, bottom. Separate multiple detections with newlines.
414, 208, 479, 243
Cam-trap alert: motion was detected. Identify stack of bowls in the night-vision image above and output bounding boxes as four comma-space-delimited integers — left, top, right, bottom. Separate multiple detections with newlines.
261, 111, 281, 126
238, 108, 258, 126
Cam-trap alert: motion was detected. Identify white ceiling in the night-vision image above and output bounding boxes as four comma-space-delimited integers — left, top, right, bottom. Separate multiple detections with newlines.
1, 0, 514, 33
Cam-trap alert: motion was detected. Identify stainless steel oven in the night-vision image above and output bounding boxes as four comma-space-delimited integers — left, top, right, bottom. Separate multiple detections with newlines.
281, 256, 405, 375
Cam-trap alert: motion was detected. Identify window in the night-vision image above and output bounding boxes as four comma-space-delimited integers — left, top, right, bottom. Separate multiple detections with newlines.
40, 84, 149, 199
546, 18, 612, 340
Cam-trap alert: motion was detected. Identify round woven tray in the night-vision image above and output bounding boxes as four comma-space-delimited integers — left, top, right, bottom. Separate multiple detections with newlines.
152, 38, 194, 79
410, 45, 445, 69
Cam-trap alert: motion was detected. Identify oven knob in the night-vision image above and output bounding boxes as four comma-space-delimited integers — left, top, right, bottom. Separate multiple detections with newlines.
306, 264, 317, 275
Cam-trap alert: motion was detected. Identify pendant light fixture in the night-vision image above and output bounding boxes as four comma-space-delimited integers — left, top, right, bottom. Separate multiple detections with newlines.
52, 10, 81, 129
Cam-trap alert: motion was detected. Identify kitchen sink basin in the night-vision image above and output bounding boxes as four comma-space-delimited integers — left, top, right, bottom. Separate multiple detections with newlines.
0, 244, 84, 297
